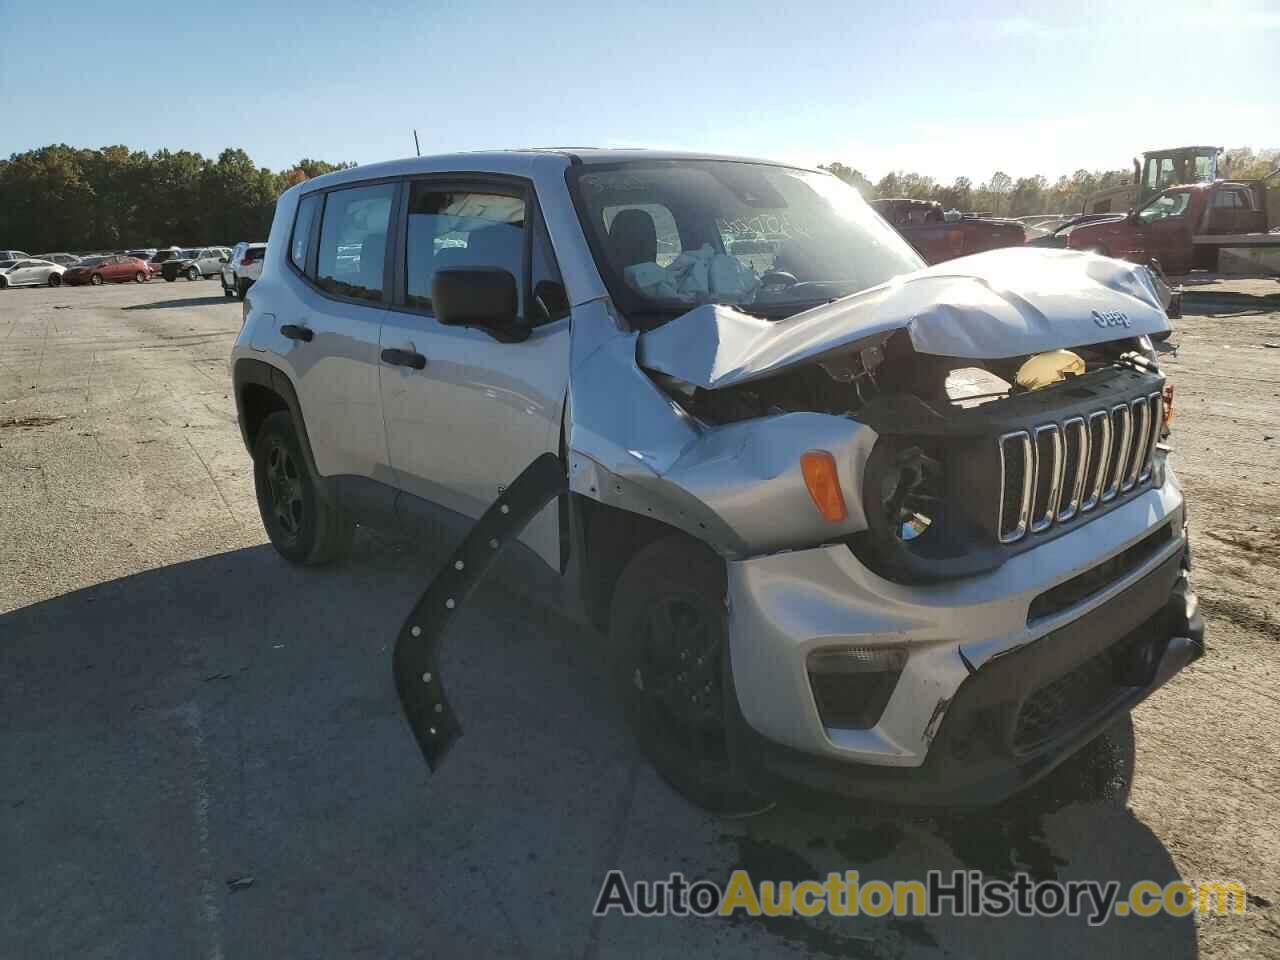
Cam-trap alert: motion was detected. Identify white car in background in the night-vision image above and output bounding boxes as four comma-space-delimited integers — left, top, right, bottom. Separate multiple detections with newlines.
0, 258, 66, 289
222, 242, 267, 299
0, 249, 31, 261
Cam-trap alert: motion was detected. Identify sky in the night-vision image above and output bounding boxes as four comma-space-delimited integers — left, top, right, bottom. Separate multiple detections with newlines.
2, 0, 1276, 184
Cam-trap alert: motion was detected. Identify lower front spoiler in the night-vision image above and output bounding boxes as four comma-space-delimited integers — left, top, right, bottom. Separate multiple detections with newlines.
725, 560, 1204, 812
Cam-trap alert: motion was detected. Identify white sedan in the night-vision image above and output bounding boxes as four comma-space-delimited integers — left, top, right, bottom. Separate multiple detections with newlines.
0, 258, 66, 289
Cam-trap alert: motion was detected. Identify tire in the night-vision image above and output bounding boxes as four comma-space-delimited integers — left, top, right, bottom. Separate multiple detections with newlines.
164, 275, 175, 282
0, 277, 7, 290
609, 535, 770, 815
134, 271, 145, 283
186, 266, 199, 281
91, 273, 104, 286
252, 411, 353, 566
223, 285, 235, 299
236, 278, 250, 300
48, 273, 62, 288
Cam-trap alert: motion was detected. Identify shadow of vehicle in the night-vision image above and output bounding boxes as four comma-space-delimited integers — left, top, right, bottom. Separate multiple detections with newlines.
122, 296, 235, 311
0, 536, 1199, 958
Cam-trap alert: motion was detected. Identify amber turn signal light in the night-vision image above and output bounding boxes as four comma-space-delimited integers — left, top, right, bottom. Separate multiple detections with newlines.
800, 450, 847, 523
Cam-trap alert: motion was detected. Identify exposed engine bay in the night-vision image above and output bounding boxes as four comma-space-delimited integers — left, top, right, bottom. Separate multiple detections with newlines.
640, 325, 1165, 585
650, 327, 1158, 427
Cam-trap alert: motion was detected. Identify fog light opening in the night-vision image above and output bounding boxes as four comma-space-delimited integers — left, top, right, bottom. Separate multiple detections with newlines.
807, 646, 907, 730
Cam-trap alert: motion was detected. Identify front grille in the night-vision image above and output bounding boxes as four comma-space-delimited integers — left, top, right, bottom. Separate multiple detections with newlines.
998, 393, 1161, 544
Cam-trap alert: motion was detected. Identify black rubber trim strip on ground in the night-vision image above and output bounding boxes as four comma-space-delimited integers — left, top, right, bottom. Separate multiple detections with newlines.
392, 452, 567, 771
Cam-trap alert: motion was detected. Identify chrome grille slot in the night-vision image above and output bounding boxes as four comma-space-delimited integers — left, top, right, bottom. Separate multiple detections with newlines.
1101, 404, 1132, 502
1030, 425, 1063, 532
1123, 397, 1150, 491
1057, 418, 1088, 522
1138, 394, 1161, 482
1081, 410, 1111, 512
996, 388, 1159, 544
998, 431, 1033, 543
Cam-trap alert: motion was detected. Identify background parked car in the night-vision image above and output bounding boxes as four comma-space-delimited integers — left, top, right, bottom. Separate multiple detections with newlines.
0, 249, 31, 261
162, 247, 231, 282
221, 242, 266, 298
36, 252, 80, 267
0, 258, 66, 289
62, 255, 151, 286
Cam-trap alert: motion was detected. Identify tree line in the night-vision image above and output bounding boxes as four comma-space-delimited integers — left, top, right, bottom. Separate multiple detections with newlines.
0, 145, 353, 254
820, 146, 1279, 218
3, 142, 1276, 253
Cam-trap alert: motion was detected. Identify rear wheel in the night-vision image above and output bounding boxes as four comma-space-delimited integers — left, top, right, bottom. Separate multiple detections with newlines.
610, 535, 771, 816
252, 411, 353, 566
186, 266, 199, 281
236, 278, 250, 299
48, 273, 62, 288
0, 276, 8, 290
91, 273, 104, 286
134, 271, 145, 283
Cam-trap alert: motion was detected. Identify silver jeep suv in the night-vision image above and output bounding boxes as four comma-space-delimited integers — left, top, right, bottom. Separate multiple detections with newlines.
231, 150, 1202, 811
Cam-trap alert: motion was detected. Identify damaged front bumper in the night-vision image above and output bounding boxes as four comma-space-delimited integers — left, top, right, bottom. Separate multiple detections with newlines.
722, 469, 1203, 809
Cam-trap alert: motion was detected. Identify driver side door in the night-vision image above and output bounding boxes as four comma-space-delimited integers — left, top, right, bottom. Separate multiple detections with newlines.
378, 177, 570, 569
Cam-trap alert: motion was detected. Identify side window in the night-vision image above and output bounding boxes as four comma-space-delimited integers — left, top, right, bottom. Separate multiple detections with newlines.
291, 193, 320, 272
602, 203, 681, 267
530, 210, 568, 325
316, 183, 395, 302
404, 184, 525, 315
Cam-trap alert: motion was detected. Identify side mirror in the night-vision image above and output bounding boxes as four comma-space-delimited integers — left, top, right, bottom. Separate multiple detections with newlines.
432, 268, 528, 343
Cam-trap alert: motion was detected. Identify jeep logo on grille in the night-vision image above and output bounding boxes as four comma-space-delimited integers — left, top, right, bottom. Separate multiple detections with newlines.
1092, 310, 1131, 328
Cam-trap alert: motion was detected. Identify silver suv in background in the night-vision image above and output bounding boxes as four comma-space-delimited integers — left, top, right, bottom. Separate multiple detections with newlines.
161, 247, 231, 282
231, 150, 1203, 814
36, 252, 80, 267
222, 242, 267, 299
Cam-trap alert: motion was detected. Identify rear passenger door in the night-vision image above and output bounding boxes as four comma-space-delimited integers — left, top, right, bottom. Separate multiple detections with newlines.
378, 178, 570, 569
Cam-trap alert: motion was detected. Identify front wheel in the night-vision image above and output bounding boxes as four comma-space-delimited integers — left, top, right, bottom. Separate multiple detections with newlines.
91, 273, 104, 286
610, 535, 771, 816
134, 271, 145, 283
252, 411, 353, 566
48, 273, 62, 288
186, 266, 199, 281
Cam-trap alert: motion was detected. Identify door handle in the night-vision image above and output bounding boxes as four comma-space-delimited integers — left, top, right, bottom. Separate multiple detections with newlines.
280, 324, 313, 342
381, 348, 427, 370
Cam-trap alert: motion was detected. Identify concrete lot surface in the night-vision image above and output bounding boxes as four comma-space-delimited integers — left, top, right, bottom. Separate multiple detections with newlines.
1, 279, 1277, 958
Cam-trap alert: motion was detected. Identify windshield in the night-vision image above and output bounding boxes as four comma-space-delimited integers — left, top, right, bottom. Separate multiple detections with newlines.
569, 160, 924, 323
78, 257, 107, 267
1136, 190, 1191, 224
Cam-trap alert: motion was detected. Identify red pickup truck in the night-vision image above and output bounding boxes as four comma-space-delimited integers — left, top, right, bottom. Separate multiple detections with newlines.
1066, 179, 1279, 275
871, 198, 1025, 264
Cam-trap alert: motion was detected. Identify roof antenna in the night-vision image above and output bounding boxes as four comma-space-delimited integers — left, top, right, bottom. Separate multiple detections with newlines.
413, 129, 421, 157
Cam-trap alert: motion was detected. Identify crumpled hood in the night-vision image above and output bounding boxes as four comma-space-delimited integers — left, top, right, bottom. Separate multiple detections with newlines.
637, 247, 1170, 390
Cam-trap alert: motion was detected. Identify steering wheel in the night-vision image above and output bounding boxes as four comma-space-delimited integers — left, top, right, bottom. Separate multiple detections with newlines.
759, 270, 799, 290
